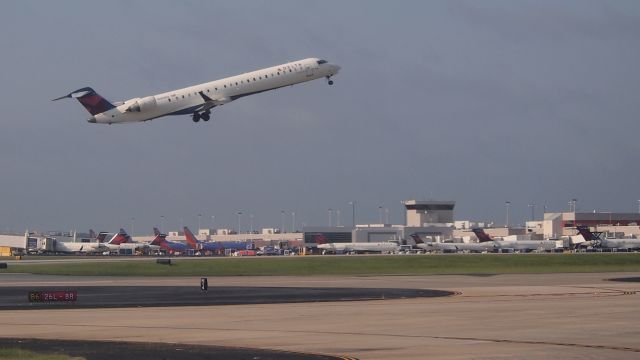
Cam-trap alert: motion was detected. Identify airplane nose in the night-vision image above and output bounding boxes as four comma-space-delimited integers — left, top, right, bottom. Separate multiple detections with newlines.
87, 116, 96, 123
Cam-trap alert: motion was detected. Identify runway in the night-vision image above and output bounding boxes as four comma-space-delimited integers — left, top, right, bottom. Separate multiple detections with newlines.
1, 273, 639, 359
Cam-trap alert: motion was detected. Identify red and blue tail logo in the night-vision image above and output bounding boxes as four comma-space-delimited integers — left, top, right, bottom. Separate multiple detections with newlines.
471, 228, 493, 243
52, 87, 115, 115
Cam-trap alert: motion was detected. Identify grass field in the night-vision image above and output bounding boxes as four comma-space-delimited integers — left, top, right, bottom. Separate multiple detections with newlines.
0, 348, 83, 360
1, 253, 639, 276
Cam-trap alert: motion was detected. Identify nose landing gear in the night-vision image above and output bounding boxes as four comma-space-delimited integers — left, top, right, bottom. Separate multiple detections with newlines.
326, 76, 334, 85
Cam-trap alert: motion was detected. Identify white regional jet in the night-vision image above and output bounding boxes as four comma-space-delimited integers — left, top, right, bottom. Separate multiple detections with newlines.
53, 58, 340, 124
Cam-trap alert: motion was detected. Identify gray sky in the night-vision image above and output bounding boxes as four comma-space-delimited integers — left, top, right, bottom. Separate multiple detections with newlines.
1, 0, 639, 234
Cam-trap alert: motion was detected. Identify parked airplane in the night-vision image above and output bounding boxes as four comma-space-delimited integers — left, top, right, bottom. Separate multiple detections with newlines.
314, 235, 399, 254
575, 226, 640, 250
471, 228, 559, 252
53, 58, 340, 124
183, 226, 251, 253
150, 228, 190, 254
410, 233, 495, 253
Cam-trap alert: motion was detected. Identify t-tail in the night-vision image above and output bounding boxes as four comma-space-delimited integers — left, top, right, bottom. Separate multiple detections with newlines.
52, 87, 115, 117
471, 228, 494, 243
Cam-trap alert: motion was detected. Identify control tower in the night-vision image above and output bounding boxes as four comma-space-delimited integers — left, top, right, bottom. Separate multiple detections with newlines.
403, 200, 455, 227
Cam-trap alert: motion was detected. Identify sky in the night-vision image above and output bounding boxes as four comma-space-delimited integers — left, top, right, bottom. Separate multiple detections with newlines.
0, 0, 639, 235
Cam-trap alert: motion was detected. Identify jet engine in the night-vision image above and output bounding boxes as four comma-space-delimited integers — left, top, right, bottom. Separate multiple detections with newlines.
126, 96, 157, 112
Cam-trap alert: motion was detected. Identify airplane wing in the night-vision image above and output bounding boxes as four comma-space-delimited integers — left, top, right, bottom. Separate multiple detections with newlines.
198, 91, 231, 111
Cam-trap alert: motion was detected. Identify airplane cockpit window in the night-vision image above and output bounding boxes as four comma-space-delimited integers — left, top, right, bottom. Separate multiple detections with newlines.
317, 59, 327, 64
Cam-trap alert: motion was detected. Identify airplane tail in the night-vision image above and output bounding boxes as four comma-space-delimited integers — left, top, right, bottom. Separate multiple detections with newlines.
96, 232, 109, 243
153, 227, 161, 236
183, 226, 200, 249
89, 229, 96, 240
471, 228, 493, 243
150, 232, 167, 246
108, 228, 131, 245
314, 234, 328, 245
575, 226, 601, 241
52, 87, 116, 115
410, 233, 424, 244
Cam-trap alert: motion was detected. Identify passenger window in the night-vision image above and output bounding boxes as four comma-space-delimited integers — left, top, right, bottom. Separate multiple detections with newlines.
235, 82, 238, 85
224, 85, 227, 88
253, 78, 256, 81
168, 98, 171, 102
182, 95, 184, 98
215, 87, 218, 90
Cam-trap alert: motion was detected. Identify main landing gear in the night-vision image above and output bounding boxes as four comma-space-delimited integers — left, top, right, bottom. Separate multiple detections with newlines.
192, 111, 211, 123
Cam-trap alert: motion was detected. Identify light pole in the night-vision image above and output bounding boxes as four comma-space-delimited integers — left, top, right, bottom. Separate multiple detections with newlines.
385, 208, 390, 224
210, 215, 215, 231
505, 201, 510, 228
528, 203, 535, 221
328, 208, 333, 227
291, 211, 296, 233
336, 209, 341, 227
237, 211, 242, 234
281, 210, 285, 233
250, 213, 254, 234
198, 214, 202, 231
349, 201, 356, 228
378, 206, 383, 224
160, 215, 165, 234
131, 217, 135, 237
637, 200, 639, 214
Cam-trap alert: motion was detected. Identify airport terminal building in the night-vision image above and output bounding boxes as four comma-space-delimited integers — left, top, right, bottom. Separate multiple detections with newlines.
303, 200, 456, 249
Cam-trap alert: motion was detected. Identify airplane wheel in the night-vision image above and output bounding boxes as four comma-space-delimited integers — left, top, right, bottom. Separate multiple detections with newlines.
192, 113, 200, 122
328, 80, 334, 85
201, 113, 210, 121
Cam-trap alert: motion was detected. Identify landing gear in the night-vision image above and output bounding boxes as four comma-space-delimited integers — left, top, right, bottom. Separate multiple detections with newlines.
192, 111, 211, 123
326, 76, 334, 85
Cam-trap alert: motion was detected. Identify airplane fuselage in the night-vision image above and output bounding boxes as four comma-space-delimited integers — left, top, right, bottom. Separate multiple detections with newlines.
89, 58, 339, 124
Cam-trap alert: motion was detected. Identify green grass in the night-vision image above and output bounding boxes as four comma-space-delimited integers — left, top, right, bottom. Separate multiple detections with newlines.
2, 253, 640, 276
0, 348, 84, 360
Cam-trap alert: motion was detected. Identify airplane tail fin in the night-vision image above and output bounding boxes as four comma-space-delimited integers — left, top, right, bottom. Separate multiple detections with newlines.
183, 227, 199, 248
52, 87, 116, 115
150, 232, 167, 246
472, 228, 493, 242
410, 233, 424, 244
96, 232, 109, 243
314, 234, 328, 245
575, 226, 602, 241
153, 227, 161, 236
108, 228, 130, 245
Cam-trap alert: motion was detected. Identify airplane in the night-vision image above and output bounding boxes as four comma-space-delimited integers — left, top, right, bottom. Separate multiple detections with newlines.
575, 226, 640, 250
471, 228, 560, 252
183, 226, 252, 253
409, 233, 495, 253
150, 228, 190, 254
27, 230, 107, 254
53, 58, 340, 124
313, 234, 400, 254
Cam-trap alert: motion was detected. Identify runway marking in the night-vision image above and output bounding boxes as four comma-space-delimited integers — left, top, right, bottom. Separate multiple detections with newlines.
3, 322, 639, 354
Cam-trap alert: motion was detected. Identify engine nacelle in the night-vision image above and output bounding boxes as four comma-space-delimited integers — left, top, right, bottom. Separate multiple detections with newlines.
126, 96, 157, 112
